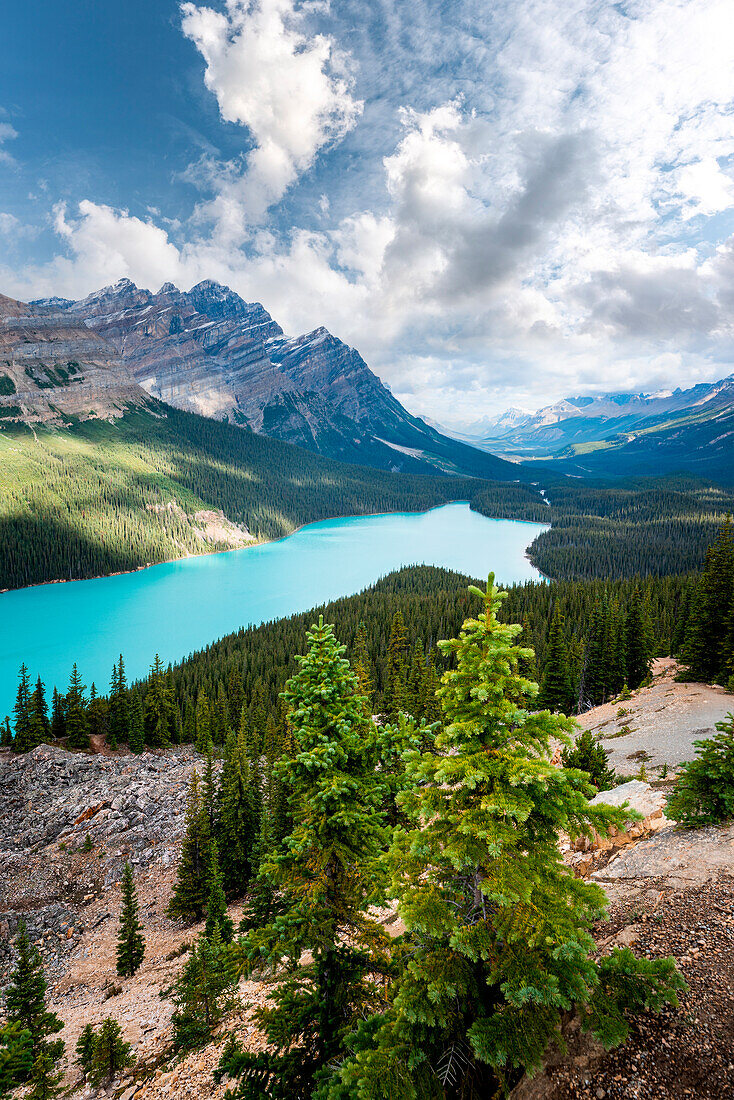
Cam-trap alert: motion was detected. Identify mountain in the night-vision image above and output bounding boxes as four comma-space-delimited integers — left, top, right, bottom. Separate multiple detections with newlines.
35, 278, 521, 480
465, 376, 734, 483
0, 292, 147, 425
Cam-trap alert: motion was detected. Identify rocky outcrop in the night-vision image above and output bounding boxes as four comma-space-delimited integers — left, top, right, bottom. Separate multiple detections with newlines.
38, 278, 519, 479
0, 293, 149, 427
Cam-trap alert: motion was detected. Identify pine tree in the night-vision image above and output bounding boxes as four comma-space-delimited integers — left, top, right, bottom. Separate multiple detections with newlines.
25, 1051, 63, 1100
195, 690, 213, 753
28, 678, 50, 750
116, 863, 145, 977
352, 622, 374, 713
128, 693, 145, 754
216, 731, 260, 898
331, 577, 684, 1098
0, 1022, 33, 1094
49, 690, 65, 741
205, 841, 234, 943
214, 681, 229, 745
562, 729, 617, 791
1, 716, 13, 748
74, 1023, 96, 1081
221, 618, 389, 1098
406, 639, 426, 718
683, 516, 734, 682
12, 665, 32, 753
171, 928, 237, 1052
89, 1018, 134, 1086
108, 655, 130, 750
4, 921, 64, 1060
64, 664, 89, 750
536, 607, 574, 713
144, 655, 174, 748
166, 771, 211, 922
625, 590, 653, 690
666, 713, 734, 827
384, 610, 409, 719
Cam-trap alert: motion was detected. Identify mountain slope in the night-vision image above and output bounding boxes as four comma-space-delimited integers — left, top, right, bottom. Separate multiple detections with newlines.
0, 292, 148, 425
38, 278, 522, 480
467, 376, 734, 482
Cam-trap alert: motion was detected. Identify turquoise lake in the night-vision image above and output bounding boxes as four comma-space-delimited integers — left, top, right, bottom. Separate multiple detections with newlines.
0, 502, 547, 714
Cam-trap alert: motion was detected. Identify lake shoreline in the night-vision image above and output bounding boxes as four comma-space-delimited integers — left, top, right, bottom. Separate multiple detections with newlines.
0, 499, 551, 597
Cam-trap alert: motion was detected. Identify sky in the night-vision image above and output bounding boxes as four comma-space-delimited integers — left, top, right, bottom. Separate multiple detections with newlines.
1, 0, 734, 427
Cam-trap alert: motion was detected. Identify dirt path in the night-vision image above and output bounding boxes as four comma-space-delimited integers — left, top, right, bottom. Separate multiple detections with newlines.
578, 659, 732, 775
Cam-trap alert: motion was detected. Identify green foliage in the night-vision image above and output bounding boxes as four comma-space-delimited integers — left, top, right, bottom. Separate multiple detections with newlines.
89, 1018, 134, 1086
171, 928, 237, 1051
0, 1022, 33, 1097
108, 654, 130, 749
215, 731, 260, 898
682, 515, 734, 683
25, 1052, 63, 1100
562, 730, 617, 792
116, 862, 145, 977
166, 771, 212, 922
4, 921, 64, 1060
225, 618, 390, 1098
74, 1023, 96, 1080
536, 607, 575, 713
665, 714, 734, 827
584, 948, 686, 1048
205, 840, 234, 944
330, 577, 678, 1098
144, 654, 175, 747
64, 664, 89, 750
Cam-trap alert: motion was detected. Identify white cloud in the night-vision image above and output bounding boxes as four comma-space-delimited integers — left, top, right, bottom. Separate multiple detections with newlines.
180, 0, 362, 238
0, 121, 18, 166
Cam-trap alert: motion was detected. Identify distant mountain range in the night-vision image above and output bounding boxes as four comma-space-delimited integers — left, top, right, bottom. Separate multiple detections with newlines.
26, 279, 520, 481
457, 377, 734, 483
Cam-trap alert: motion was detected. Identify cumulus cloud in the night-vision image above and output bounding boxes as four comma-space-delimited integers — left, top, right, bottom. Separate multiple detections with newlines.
0, 121, 18, 166
180, 0, 362, 237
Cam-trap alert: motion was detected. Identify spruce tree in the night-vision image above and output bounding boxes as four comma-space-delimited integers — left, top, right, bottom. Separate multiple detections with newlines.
64, 664, 89, 750
49, 690, 65, 742
562, 729, 617, 791
666, 713, 734, 827
166, 771, 211, 922
144, 655, 174, 747
195, 690, 213, 753
205, 841, 234, 943
28, 678, 50, 749
128, 693, 145, 754
25, 1052, 63, 1100
116, 863, 145, 977
171, 927, 237, 1052
74, 1023, 96, 1081
4, 921, 64, 1060
0, 1022, 33, 1094
89, 1018, 134, 1086
331, 577, 684, 1098
536, 607, 573, 713
352, 622, 374, 713
108, 655, 130, 750
221, 618, 389, 1098
384, 610, 409, 719
1, 716, 13, 748
625, 590, 653, 690
216, 731, 260, 898
12, 665, 32, 753
683, 516, 734, 682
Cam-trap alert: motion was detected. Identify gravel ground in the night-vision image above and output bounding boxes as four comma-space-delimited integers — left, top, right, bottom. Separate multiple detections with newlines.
579, 659, 732, 774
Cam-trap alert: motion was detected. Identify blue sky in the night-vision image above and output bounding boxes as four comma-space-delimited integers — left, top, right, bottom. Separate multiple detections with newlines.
2, 0, 734, 425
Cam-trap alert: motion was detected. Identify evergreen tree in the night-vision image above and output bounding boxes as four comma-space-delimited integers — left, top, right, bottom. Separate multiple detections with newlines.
12, 665, 32, 753
214, 681, 229, 745
89, 1018, 134, 1086
195, 690, 213, 753
683, 516, 734, 682
128, 692, 145, 754
166, 771, 211, 922
171, 928, 237, 1052
625, 590, 653, 690
183, 697, 196, 743
0, 1022, 33, 1096
536, 607, 574, 713
221, 618, 389, 1098
331, 577, 684, 1098
144, 655, 174, 747
352, 622, 374, 713
384, 610, 409, 719
28, 678, 50, 749
562, 729, 617, 791
1, 716, 13, 748
74, 1023, 96, 1081
116, 863, 145, 977
205, 841, 234, 943
108, 655, 130, 750
4, 921, 64, 1060
216, 731, 260, 898
406, 639, 426, 718
64, 664, 89, 750
666, 713, 734, 827
25, 1052, 63, 1100
49, 690, 65, 741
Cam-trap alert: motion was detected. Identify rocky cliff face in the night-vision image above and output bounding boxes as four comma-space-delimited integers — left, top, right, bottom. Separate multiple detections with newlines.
42, 278, 519, 479
0, 293, 148, 426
